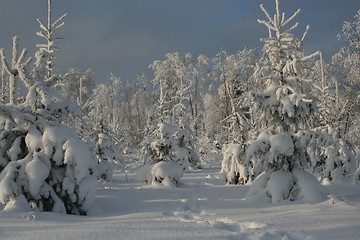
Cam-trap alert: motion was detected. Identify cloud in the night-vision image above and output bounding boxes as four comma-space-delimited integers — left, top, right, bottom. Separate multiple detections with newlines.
0, 0, 359, 82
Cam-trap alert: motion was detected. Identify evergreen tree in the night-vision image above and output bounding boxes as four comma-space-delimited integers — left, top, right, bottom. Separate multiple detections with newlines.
0, 1, 97, 214
96, 133, 123, 182
139, 121, 199, 186
244, 0, 329, 203
0, 105, 97, 215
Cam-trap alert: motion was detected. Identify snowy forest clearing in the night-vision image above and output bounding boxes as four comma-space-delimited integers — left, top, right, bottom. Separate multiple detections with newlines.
1, 165, 360, 240
1, 0, 360, 239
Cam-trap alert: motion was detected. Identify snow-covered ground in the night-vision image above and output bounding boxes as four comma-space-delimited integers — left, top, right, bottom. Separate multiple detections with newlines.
1, 165, 360, 240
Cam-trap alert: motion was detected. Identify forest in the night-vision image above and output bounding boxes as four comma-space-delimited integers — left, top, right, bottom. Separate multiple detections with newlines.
0, 1, 359, 237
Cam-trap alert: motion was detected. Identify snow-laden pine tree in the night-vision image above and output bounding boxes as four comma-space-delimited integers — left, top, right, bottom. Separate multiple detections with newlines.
244, 0, 329, 203
139, 121, 199, 187
1, 0, 80, 124
96, 133, 123, 182
0, 2, 97, 214
0, 105, 97, 215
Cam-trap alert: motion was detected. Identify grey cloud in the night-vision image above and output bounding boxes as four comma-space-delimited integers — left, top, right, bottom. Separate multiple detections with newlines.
0, 0, 359, 82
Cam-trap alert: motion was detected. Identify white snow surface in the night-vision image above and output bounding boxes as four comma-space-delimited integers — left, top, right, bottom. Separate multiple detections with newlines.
1, 165, 360, 240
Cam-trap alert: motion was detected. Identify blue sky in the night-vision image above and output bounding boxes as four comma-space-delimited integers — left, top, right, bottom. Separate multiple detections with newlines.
0, 0, 359, 82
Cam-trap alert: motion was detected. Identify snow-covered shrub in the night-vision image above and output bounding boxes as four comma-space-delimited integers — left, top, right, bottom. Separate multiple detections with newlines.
150, 161, 184, 187
295, 129, 357, 183
141, 122, 200, 169
221, 143, 251, 184
176, 128, 200, 169
0, 105, 97, 215
137, 161, 184, 188
95, 133, 123, 182
139, 122, 200, 186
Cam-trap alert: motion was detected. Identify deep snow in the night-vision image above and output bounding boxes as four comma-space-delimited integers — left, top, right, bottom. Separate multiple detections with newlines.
1, 165, 360, 240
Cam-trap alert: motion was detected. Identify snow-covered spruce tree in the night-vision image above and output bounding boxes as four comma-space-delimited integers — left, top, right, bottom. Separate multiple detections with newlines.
0, 2, 97, 214
244, 0, 329, 203
0, 105, 97, 214
139, 121, 200, 187
0, 56, 96, 214
95, 133, 123, 182
1, 40, 79, 125
19, 49, 81, 123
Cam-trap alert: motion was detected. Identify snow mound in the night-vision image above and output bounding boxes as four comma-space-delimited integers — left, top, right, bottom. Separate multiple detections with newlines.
3, 194, 32, 213
290, 168, 330, 203
138, 161, 184, 187
246, 169, 329, 203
